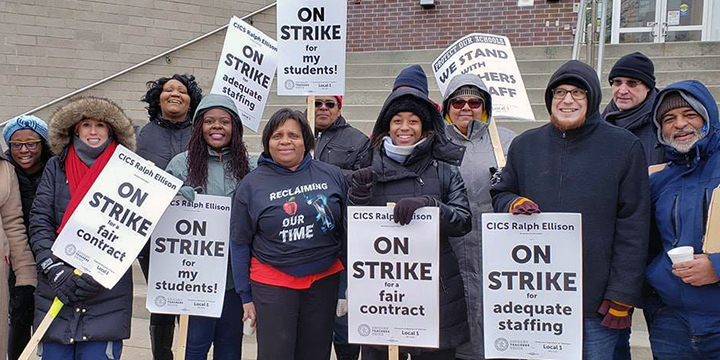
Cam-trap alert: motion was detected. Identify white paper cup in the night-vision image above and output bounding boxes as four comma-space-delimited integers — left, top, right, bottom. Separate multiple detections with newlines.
243, 318, 256, 336
668, 246, 695, 264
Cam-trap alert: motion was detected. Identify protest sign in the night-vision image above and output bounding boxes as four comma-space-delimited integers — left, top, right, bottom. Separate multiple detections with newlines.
276, 0, 346, 95
348, 206, 440, 348
52, 145, 182, 289
482, 213, 582, 360
146, 195, 231, 318
211, 16, 277, 132
432, 33, 535, 120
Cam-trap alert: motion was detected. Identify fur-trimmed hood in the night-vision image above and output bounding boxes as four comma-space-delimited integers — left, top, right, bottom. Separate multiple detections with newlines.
49, 96, 136, 154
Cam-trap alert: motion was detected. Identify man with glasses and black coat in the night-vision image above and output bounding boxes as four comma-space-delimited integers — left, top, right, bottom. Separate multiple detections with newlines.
491, 60, 651, 360
313, 96, 370, 177
602, 52, 664, 166
311, 95, 369, 360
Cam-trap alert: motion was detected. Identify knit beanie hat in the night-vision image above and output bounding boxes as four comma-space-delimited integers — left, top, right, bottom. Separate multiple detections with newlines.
609, 52, 656, 89
657, 92, 692, 119
381, 96, 434, 133
450, 85, 484, 100
392, 65, 429, 96
3, 115, 49, 144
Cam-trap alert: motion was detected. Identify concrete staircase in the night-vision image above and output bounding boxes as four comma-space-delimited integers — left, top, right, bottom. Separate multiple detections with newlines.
238, 41, 720, 155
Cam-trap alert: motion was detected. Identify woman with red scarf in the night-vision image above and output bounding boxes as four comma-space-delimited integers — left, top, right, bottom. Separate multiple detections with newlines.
29, 97, 136, 360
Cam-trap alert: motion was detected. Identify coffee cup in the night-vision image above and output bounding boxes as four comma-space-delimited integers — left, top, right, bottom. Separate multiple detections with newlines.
668, 246, 695, 264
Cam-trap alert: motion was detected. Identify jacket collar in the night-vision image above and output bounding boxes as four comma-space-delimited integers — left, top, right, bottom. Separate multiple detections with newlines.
549, 111, 601, 141
151, 115, 192, 130
257, 152, 313, 173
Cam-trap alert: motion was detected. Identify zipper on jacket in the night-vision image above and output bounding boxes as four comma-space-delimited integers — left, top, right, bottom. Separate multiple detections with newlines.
417, 177, 425, 186
703, 187, 710, 234
439, 277, 448, 295
671, 194, 679, 246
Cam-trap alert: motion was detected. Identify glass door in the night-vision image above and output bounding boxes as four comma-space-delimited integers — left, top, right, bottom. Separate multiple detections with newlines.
611, 0, 708, 43
661, 0, 705, 42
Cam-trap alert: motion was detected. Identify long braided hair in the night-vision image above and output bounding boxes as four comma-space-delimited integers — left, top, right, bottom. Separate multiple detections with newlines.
185, 108, 250, 188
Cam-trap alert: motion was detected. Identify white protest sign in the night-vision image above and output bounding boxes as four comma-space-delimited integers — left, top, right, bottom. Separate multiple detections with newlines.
276, 0, 346, 95
146, 195, 231, 318
482, 213, 583, 360
52, 145, 182, 289
432, 33, 535, 120
211, 17, 277, 132
348, 206, 439, 348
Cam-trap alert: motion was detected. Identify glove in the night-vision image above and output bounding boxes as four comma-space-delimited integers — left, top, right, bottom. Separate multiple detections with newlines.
47, 265, 79, 305
336, 299, 348, 317
509, 197, 541, 215
349, 167, 376, 203
74, 273, 105, 301
394, 196, 434, 225
178, 185, 196, 202
598, 299, 633, 329
10, 285, 35, 326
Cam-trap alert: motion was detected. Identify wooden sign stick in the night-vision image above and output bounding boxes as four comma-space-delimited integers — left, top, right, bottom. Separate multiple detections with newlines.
487, 118, 506, 168
386, 201, 399, 360
175, 314, 190, 360
19, 270, 82, 360
704, 186, 720, 254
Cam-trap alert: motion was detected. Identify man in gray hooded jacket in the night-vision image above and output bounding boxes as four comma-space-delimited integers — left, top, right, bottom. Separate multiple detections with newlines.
443, 74, 516, 359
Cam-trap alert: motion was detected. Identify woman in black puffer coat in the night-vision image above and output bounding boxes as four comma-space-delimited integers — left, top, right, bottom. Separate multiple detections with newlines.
30, 97, 136, 359
349, 88, 471, 360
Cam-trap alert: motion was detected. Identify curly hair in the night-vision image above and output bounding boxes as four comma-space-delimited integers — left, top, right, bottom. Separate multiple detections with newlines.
261, 108, 315, 158
185, 109, 250, 188
141, 74, 203, 120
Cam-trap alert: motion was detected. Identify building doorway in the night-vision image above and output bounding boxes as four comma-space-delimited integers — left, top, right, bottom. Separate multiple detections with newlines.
610, 0, 710, 43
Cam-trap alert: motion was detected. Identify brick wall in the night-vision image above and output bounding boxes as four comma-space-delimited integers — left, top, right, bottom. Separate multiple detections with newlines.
347, 0, 577, 52
0, 0, 276, 127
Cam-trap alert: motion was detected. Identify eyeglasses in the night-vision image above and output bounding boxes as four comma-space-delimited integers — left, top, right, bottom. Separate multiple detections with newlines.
9, 140, 42, 150
450, 98, 484, 110
552, 88, 587, 100
610, 79, 641, 88
314, 100, 337, 109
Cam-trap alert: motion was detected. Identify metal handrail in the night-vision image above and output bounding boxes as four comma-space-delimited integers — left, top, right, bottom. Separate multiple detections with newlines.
596, 0, 609, 79
571, 0, 587, 60
1, 2, 277, 127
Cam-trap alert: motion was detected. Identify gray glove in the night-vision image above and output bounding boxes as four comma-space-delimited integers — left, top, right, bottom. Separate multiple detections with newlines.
178, 185, 196, 201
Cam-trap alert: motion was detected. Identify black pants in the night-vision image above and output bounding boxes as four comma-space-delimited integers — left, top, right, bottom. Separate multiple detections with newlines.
138, 251, 176, 327
361, 346, 455, 360
251, 273, 339, 360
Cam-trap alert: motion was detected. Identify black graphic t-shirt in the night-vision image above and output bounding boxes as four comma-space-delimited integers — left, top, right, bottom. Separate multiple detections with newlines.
231, 154, 347, 272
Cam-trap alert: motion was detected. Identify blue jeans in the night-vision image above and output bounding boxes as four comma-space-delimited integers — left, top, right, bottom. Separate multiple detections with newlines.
186, 289, 244, 360
41, 341, 122, 360
613, 328, 631, 360
649, 307, 720, 359
584, 317, 621, 360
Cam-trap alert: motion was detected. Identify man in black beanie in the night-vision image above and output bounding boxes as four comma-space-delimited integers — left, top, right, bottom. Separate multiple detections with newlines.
491, 60, 650, 360
603, 52, 663, 165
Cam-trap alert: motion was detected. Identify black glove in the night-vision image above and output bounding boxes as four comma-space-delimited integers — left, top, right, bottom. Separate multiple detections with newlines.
349, 167, 376, 203
74, 273, 104, 301
394, 196, 434, 225
47, 265, 79, 305
10, 285, 35, 326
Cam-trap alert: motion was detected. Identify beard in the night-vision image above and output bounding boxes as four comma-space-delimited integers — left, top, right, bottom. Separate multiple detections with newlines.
550, 113, 586, 131
665, 126, 706, 153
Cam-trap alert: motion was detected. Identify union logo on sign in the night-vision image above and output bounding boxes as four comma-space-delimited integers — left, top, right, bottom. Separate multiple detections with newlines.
284, 79, 295, 90
64, 244, 76, 256
494, 337, 509, 352
154, 295, 167, 307
358, 324, 371, 337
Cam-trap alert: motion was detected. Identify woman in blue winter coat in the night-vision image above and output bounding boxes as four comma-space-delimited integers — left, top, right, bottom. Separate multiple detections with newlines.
165, 93, 251, 360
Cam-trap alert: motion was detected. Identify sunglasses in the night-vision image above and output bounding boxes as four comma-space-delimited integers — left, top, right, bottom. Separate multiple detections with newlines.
610, 79, 641, 88
9, 139, 42, 150
314, 100, 337, 109
552, 88, 587, 100
450, 98, 484, 110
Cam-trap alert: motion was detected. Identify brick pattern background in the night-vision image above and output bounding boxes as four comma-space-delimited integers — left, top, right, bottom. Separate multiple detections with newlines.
0, 0, 276, 127
347, 0, 576, 51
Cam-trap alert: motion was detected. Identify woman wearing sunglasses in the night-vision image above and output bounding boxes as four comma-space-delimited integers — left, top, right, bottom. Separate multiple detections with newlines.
440, 74, 516, 360
0, 116, 43, 359
349, 86, 471, 360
